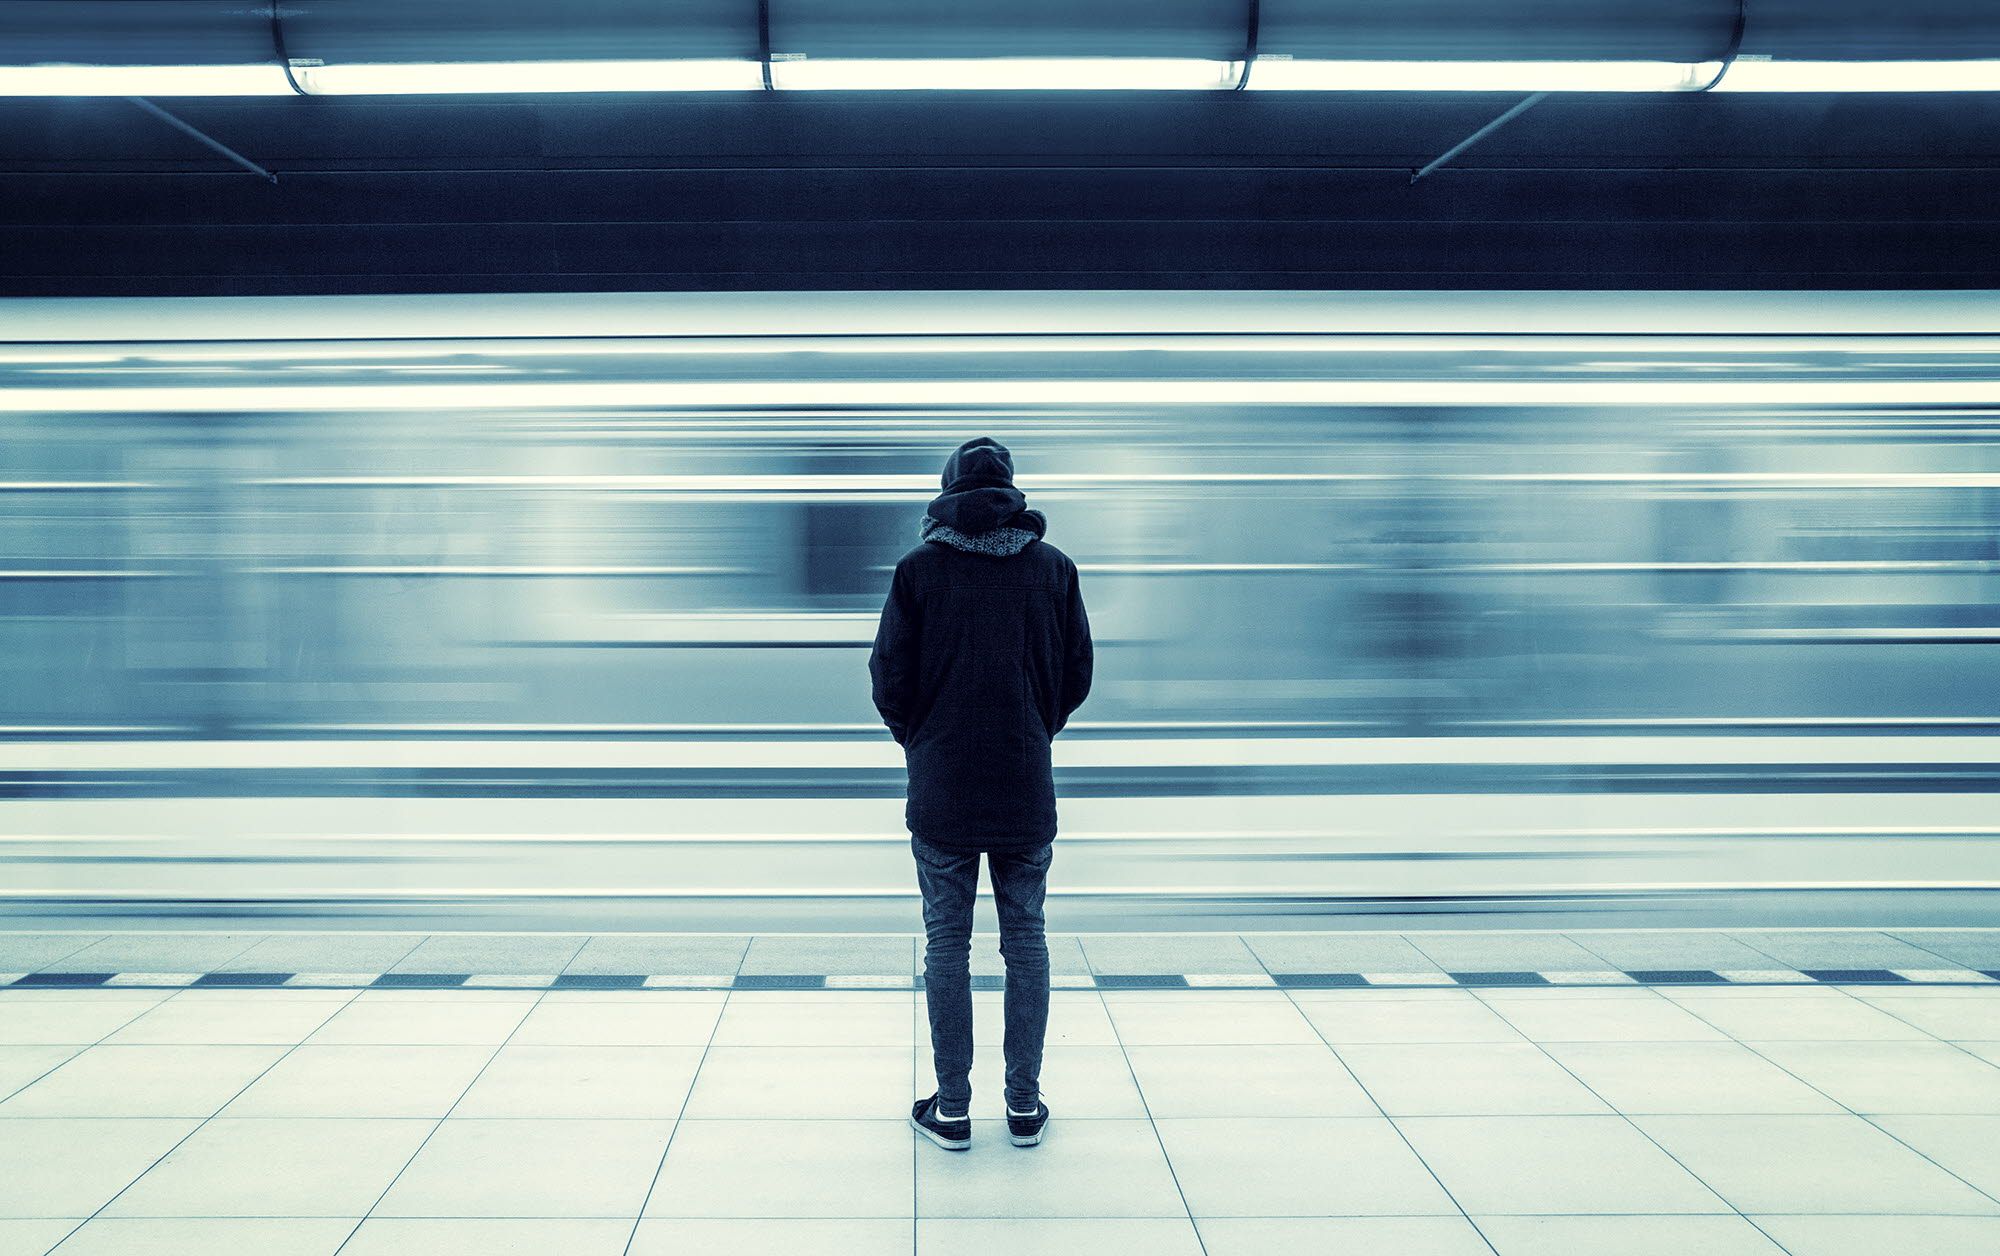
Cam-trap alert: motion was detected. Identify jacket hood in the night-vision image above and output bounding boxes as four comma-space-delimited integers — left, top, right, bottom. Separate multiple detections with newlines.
923, 438, 1045, 553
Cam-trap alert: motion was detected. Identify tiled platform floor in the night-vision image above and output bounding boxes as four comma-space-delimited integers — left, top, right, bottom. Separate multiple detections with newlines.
3, 940, 1999, 1254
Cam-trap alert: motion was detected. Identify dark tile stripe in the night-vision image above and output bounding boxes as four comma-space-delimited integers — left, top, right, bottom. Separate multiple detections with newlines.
551, 974, 646, 990
1625, 969, 1728, 985
1092, 974, 1189, 989
193, 972, 293, 987
969, 974, 1006, 991
15, 972, 113, 987
1449, 971, 1549, 987
1273, 972, 1369, 989
732, 974, 826, 990
1800, 968, 1908, 984
372, 973, 470, 989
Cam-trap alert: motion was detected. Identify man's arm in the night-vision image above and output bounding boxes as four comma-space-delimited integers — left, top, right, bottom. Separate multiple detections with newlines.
869, 562, 920, 746
1054, 559, 1093, 735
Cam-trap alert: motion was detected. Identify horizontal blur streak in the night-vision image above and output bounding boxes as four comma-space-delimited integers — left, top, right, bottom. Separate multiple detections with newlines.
0, 292, 1995, 928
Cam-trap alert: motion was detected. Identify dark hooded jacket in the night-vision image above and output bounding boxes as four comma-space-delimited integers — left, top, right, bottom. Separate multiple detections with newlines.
869, 438, 1093, 851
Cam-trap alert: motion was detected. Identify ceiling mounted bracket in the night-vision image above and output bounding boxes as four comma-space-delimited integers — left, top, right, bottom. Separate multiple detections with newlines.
1233, 0, 1261, 91
758, 0, 775, 90
269, 2, 309, 96
1696, 0, 1750, 91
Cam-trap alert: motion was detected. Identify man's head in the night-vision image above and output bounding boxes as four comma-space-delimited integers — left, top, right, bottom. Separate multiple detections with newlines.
940, 437, 1014, 491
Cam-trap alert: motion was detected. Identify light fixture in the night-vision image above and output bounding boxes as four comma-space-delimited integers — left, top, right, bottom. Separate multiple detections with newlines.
767, 57, 1242, 91
1245, 58, 1722, 93
0, 64, 292, 96
286, 59, 765, 94
1712, 58, 2000, 92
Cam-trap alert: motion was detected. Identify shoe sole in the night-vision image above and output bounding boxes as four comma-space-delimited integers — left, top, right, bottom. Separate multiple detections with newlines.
1009, 1128, 1045, 1147
910, 1115, 970, 1151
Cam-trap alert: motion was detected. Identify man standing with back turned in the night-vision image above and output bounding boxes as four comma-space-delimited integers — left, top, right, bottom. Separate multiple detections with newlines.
870, 437, 1093, 1152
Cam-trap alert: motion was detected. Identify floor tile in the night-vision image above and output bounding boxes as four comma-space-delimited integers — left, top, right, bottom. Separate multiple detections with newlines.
0, 935, 103, 971
374, 1118, 674, 1218
1080, 935, 1262, 975
963, 1046, 1146, 1118
920, 1217, 1204, 1255
108, 996, 348, 1046
1398, 1115, 1729, 1214
1870, 1115, 2000, 1197
1888, 931, 2000, 970
389, 936, 586, 976
969, 995, 1118, 1047
1158, 1116, 1456, 1217
629, 1218, 913, 1255
0, 1000, 158, 1045
1669, 995, 1929, 1041
1408, 933, 1609, 972
1541, 1041, 1841, 1114
452, 1044, 702, 1118
1122, 1044, 1374, 1117
341, 1218, 630, 1255
1298, 995, 1526, 1044
48, 935, 266, 975
1635, 1114, 2000, 1214
0, 1118, 197, 1217
1475, 1215, 1787, 1255
304, 999, 529, 1046
1750, 1215, 2000, 1256
224, 1045, 492, 1117
1748, 1040, 2000, 1113
103, 1117, 429, 1217
713, 998, 915, 1046
1563, 932, 1785, 972
508, 1001, 721, 1047
1340, 1043, 1612, 1116
644, 1119, 914, 1217
1104, 998, 1318, 1045
0, 1045, 79, 1099
740, 936, 914, 976
920, 1118, 1184, 1217
1730, 931, 1945, 970
564, 936, 750, 977
1483, 992, 1729, 1043
221, 935, 425, 974
0, 1220, 80, 1256
0, 1045, 284, 1117
1198, 1217, 1490, 1256
49, 1218, 355, 1256
1847, 990, 2000, 1040
1244, 934, 1445, 974
683, 1046, 911, 1118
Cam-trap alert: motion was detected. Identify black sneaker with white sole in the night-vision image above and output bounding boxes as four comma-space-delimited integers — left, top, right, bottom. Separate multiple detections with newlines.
1006, 1100, 1050, 1146
910, 1095, 971, 1150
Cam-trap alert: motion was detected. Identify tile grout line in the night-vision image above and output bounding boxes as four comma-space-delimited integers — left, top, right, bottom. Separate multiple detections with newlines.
42, 982, 369, 1253
1470, 986, 1783, 1244
1087, 934, 1212, 1256
1774, 982, 2000, 1213
620, 972, 734, 1256
1268, 965, 1505, 1256
1670, 985, 2000, 1215
0, 986, 168, 1107
329, 979, 559, 1255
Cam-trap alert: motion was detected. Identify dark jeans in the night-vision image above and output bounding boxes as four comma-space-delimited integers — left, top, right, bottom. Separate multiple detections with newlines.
912, 834, 1054, 1114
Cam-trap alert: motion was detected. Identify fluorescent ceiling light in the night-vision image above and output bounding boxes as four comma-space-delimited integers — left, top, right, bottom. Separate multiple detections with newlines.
288, 59, 764, 94
0, 64, 291, 96
1247, 58, 1720, 92
769, 57, 1240, 91
1712, 58, 2000, 92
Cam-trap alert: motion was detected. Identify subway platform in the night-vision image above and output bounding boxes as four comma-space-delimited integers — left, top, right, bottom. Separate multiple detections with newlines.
2, 929, 1998, 1255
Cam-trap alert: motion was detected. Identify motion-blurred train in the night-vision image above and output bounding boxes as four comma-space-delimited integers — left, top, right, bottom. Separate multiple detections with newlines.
1, 292, 1995, 929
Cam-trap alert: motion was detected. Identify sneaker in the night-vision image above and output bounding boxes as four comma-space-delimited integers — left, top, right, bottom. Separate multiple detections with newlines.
910, 1094, 971, 1151
1006, 1099, 1050, 1147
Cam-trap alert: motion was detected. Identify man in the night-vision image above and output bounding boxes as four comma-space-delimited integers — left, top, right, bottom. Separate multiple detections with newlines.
869, 437, 1093, 1152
